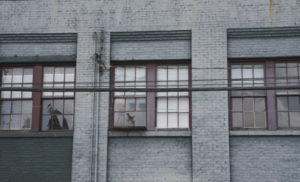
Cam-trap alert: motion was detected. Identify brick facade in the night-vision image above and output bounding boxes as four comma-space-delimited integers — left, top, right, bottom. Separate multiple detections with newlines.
1, 0, 300, 182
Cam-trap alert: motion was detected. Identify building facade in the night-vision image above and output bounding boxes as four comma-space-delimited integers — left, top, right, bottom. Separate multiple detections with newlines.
1, 0, 300, 182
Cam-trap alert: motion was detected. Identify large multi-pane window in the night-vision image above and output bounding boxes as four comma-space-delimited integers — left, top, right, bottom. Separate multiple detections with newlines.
230, 64, 266, 129
156, 66, 189, 129
113, 66, 147, 128
42, 67, 75, 130
230, 60, 300, 130
111, 63, 190, 130
0, 65, 75, 131
276, 63, 300, 128
0, 68, 33, 130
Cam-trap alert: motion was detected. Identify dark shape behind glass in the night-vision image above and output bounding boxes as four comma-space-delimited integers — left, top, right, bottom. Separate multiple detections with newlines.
47, 103, 69, 130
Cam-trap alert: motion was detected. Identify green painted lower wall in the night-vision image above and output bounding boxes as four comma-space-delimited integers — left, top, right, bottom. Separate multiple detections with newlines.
0, 134, 73, 182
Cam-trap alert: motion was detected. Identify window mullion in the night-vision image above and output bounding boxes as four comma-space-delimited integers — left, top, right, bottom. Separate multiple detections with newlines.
266, 61, 277, 130
146, 65, 156, 130
31, 66, 43, 132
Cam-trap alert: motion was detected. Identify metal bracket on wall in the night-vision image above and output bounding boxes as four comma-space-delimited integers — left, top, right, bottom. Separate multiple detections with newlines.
93, 31, 106, 75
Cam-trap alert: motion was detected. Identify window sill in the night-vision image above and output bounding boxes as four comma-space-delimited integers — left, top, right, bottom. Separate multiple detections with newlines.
230, 130, 300, 136
108, 130, 191, 137
0, 131, 73, 138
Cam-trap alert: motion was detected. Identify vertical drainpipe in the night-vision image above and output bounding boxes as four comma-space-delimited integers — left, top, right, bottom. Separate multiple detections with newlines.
91, 31, 104, 182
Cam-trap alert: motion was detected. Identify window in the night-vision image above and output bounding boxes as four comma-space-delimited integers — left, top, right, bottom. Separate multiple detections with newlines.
113, 66, 147, 128
156, 66, 189, 129
230, 64, 266, 129
230, 60, 300, 130
275, 63, 300, 128
0, 68, 33, 130
0, 65, 75, 131
111, 63, 190, 130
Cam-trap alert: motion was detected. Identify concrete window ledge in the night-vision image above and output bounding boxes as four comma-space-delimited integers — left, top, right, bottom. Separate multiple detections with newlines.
230, 130, 300, 136
0, 132, 73, 138
108, 131, 192, 137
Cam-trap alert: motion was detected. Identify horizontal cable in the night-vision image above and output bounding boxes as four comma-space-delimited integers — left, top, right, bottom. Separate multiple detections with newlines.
1, 85, 300, 92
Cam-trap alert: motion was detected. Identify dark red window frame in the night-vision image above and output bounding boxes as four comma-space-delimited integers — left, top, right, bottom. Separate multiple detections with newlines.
0, 63, 75, 132
110, 61, 191, 131
229, 58, 300, 130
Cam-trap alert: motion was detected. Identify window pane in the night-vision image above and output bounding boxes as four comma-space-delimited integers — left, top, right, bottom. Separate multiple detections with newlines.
179, 113, 189, 128
255, 112, 266, 128
179, 67, 188, 81
232, 112, 243, 128
62, 116, 70, 129
1, 101, 11, 114
290, 112, 300, 127
1, 91, 11, 99
42, 115, 51, 130
11, 115, 21, 129
179, 98, 189, 112
243, 65, 253, 79
125, 98, 135, 111
53, 100, 63, 114
277, 97, 288, 111
232, 98, 242, 111
43, 100, 52, 114
23, 69, 33, 83
168, 98, 178, 112
254, 98, 265, 112
231, 65, 241, 79
136, 98, 146, 111
12, 68, 22, 84
276, 63, 286, 78
64, 100, 74, 114
125, 67, 135, 81
135, 112, 146, 127
125, 112, 135, 127
54, 67, 64, 82
136, 67, 145, 81
254, 65, 264, 78
12, 91, 22, 98
287, 63, 298, 77
12, 101, 22, 114
115, 67, 125, 81
278, 112, 289, 128
114, 99, 125, 112
21, 115, 31, 129
168, 113, 178, 128
243, 98, 253, 111
44, 67, 54, 82
2, 69, 12, 83
157, 113, 167, 128
22, 101, 32, 114
157, 98, 167, 112
168, 66, 177, 81
288, 96, 300, 111
65, 67, 75, 82
48, 115, 63, 130
0, 115, 10, 129
64, 115, 73, 129
114, 112, 125, 127
244, 112, 254, 128
157, 67, 167, 81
